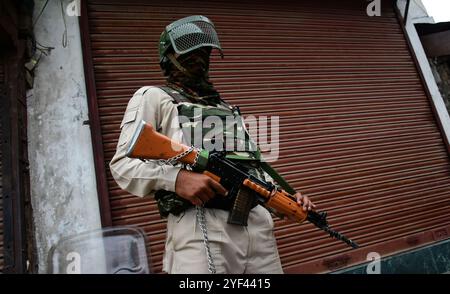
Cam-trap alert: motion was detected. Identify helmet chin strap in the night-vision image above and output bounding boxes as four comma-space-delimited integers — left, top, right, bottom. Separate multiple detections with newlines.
166, 53, 194, 78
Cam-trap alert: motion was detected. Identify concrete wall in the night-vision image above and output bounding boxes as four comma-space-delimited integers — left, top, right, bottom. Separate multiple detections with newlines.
399, 0, 434, 23
429, 56, 450, 114
28, 0, 102, 273
397, 0, 450, 145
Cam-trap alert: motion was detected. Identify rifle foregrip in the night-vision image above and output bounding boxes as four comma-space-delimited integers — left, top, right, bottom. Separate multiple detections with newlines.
243, 179, 308, 223
266, 191, 308, 223
243, 179, 271, 197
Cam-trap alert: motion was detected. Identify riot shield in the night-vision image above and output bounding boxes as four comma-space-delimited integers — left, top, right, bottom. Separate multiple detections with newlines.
48, 226, 150, 274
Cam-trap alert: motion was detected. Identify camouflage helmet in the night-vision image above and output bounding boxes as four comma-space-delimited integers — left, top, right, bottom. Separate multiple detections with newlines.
159, 15, 223, 70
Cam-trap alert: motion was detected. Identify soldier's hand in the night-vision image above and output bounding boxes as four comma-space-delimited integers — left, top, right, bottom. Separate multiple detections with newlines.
175, 169, 227, 206
295, 192, 316, 212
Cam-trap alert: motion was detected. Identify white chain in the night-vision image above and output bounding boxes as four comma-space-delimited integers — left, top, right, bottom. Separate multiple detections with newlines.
196, 206, 216, 274
163, 146, 198, 166
164, 147, 214, 272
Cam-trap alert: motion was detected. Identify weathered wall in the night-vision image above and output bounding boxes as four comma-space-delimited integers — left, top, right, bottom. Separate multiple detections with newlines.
27, 0, 102, 272
430, 56, 450, 114
397, 0, 450, 146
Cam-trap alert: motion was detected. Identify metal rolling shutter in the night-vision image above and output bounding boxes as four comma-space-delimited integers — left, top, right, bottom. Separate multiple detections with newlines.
84, 0, 450, 273
0, 123, 3, 273
0, 60, 4, 272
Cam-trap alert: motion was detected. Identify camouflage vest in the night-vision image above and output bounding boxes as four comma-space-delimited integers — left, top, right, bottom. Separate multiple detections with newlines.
154, 86, 264, 217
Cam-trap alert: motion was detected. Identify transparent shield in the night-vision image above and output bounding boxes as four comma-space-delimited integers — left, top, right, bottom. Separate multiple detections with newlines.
47, 226, 150, 274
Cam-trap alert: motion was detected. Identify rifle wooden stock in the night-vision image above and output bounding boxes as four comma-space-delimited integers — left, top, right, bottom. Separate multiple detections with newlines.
126, 120, 198, 166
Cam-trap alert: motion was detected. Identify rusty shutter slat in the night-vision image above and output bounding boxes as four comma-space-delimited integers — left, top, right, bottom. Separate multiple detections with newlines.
85, 0, 450, 273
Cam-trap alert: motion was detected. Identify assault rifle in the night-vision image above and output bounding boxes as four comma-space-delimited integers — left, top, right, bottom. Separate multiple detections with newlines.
126, 121, 359, 249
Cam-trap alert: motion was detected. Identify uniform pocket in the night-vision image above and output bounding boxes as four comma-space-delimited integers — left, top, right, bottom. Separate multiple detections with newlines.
120, 109, 138, 129
118, 109, 138, 147
171, 208, 224, 252
262, 206, 275, 229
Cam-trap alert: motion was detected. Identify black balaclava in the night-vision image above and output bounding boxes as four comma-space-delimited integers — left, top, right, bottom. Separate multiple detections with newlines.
166, 47, 221, 102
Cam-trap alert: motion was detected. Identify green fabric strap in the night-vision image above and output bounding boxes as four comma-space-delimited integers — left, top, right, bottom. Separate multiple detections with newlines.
259, 161, 296, 195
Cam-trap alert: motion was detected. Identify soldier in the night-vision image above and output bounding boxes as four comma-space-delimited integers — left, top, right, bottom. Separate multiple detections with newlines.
110, 15, 315, 274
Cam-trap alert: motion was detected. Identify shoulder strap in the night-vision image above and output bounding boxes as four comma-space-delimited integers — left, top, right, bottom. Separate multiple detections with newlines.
135, 86, 153, 96
158, 86, 192, 104
159, 85, 235, 110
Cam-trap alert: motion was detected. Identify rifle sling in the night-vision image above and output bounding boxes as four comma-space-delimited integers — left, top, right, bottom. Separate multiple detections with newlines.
259, 161, 296, 195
